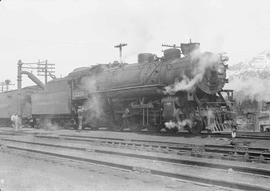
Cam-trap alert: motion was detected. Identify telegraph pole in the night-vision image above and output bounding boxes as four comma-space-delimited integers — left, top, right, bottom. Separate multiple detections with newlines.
16, 59, 55, 117
114, 43, 127, 63
37, 60, 55, 84
5, 79, 14, 91
17, 60, 22, 118
0, 82, 4, 92
45, 60, 48, 84
0, 80, 14, 92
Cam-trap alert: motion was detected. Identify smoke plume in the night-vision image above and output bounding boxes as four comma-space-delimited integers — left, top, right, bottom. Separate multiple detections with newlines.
80, 76, 104, 123
164, 49, 221, 95
43, 118, 61, 130
80, 76, 97, 93
164, 74, 202, 95
164, 119, 192, 131
83, 95, 105, 124
226, 77, 270, 103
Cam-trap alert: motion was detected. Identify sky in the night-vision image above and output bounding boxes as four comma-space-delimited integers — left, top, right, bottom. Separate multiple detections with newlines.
0, 0, 270, 88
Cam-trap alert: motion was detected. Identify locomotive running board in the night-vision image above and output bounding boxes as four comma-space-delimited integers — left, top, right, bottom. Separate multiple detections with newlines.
88, 84, 166, 94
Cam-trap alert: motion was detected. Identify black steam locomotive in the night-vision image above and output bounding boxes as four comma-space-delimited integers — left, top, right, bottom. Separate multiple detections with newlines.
0, 42, 234, 133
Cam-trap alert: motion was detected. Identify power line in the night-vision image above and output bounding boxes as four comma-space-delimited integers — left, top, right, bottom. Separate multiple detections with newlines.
37, 60, 56, 84
18, 60, 56, 84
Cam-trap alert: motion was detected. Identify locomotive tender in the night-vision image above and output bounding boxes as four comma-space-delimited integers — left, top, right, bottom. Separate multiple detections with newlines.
0, 42, 234, 133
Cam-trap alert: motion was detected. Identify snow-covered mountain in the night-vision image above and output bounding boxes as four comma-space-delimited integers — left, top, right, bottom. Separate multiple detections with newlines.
227, 51, 270, 80
226, 51, 270, 102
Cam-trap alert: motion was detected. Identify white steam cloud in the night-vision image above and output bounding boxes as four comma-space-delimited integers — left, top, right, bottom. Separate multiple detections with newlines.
80, 76, 97, 93
164, 74, 200, 94
164, 119, 192, 131
80, 76, 105, 123
227, 77, 270, 103
164, 49, 221, 95
83, 95, 105, 124
42, 118, 62, 130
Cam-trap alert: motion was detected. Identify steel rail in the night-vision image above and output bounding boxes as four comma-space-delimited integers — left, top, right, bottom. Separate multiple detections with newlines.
1, 131, 269, 160
55, 134, 270, 159
1, 131, 270, 161
1, 139, 269, 191
1, 128, 270, 140
2, 138, 270, 177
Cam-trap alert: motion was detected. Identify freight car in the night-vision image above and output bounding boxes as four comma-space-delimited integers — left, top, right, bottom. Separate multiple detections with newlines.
0, 86, 41, 127
29, 42, 234, 133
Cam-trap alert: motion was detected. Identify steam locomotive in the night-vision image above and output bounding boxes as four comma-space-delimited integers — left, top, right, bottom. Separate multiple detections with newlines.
0, 42, 234, 133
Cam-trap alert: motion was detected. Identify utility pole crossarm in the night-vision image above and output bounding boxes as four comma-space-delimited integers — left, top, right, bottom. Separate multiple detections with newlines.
0, 79, 15, 92
37, 60, 56, 83
16, 59, 56, 117
114, 43, 127, 63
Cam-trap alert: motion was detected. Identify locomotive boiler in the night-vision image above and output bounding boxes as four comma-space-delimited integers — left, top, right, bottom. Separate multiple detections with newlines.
67, 42, 234, 133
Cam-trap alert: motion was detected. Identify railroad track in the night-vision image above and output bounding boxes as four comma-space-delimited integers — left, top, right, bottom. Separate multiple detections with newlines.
0, 129, 270, 163
0, 137, 270, 191
81, 128, 270, 140
210, 132, 270, 141
84, 127, 270, 140
1, 128, 270, 140
0, 129, 269, 163
34, 134, 270, 163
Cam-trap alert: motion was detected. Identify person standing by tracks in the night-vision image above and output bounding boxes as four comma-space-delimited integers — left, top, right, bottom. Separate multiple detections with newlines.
16, 114, 22, 130
77, 106, 84, 132
29, 117, 36, 128
10, 114, 21, 131
121, 108, 130, 131
10, 114, 16, 130
230, 121, 237, 145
